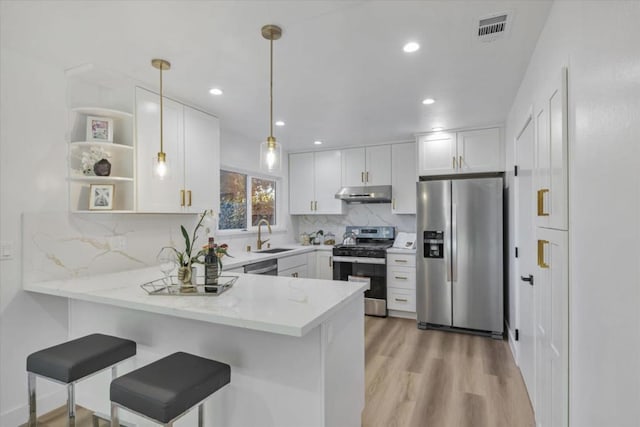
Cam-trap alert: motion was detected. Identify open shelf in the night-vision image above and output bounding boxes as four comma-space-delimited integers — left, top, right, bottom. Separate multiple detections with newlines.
71, 107, 133, 119
68, 176, 134, 182
70, 141, 134, 151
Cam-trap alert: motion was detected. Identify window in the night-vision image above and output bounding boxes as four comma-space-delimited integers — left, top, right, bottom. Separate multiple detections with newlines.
219, 169, 277, 230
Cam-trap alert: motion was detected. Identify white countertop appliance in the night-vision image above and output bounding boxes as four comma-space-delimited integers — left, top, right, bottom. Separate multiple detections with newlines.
333, 225, 395, 317
416, 176, 503, 337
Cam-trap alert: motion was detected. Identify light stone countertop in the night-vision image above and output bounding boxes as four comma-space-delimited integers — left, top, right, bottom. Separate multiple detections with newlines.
24, 264, 366, 337
222, 244, 333, 270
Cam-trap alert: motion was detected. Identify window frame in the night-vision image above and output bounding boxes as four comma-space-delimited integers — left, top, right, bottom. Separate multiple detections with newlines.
217, 166, 284, 235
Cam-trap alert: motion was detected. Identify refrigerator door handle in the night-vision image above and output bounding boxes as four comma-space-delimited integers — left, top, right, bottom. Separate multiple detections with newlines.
451, 203, 457, 282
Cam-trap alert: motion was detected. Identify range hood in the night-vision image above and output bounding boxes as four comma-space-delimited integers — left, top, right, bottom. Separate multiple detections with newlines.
335, 185, 392, 203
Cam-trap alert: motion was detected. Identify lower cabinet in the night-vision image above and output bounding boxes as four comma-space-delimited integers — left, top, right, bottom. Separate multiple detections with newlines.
386, 253, 416, 313
278, 253, 309, 278
315, 251, 334, 280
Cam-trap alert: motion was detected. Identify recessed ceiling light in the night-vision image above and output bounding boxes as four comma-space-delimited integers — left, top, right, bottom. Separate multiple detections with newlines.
209, 88, 223, 96
432, 127, 444, 131
275, 120, 285, 127
403, 42, 420, 53
422, 98, 435, 105
314, 140, 323, 145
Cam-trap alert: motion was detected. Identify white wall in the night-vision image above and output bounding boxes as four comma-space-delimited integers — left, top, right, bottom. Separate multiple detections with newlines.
505, 2, 640, 425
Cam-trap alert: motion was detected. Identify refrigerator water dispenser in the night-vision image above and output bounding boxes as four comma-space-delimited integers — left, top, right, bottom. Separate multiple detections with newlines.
424, 231, 444, 258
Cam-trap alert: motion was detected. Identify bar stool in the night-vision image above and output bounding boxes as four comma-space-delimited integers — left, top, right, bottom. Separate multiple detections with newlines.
26, 333, 136, 426
110, 351, 231, 426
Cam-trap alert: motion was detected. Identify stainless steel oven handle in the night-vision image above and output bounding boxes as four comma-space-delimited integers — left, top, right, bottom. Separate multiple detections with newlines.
332, 256, 386, 265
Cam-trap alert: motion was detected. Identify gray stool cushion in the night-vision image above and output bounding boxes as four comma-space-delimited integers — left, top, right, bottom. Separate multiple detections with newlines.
111, 352, 230, 423
27, 333, 136, 383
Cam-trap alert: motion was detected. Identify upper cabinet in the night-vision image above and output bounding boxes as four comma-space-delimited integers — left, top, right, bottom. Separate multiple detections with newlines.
289, 150, 344, 215
341, 145, 391, 186
135, 87, 220, 214
417, 127, 503, 176
391, 142, 417, 214
534, 68, 568, 231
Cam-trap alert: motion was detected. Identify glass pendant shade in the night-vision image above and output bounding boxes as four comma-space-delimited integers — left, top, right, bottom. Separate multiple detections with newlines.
154, 152, 169, 179
260, 137, 282, 172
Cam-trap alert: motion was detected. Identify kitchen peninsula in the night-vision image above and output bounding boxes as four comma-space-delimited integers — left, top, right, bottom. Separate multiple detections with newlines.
24, 268, 366, 427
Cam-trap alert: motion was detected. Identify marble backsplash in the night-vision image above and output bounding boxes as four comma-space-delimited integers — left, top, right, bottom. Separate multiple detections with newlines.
292, 204, 416, 242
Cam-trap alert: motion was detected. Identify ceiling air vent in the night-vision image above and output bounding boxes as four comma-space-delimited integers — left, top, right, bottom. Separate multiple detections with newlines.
477, 13, 509, 42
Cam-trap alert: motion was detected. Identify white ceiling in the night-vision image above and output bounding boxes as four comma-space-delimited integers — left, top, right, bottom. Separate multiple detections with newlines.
0, 0, 552, 152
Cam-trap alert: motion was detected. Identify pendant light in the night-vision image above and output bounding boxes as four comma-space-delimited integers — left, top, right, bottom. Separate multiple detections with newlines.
259, 25, 283, 172
151, 58, 171, 178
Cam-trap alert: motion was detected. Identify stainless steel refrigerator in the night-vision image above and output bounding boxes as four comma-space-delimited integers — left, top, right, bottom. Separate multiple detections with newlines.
416, 177, 503, 338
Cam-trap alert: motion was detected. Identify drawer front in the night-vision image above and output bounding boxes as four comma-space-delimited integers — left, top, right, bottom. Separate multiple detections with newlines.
387, 253, 416, 267
278, 253, 307, 271
387, 288, 416, 312
278, 264, 308, 278
387, 267, 416, 290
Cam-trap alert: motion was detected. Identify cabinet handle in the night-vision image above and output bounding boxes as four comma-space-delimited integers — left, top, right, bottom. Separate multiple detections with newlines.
459, 156, 463, 168
366, 171, 369, 183
329, 256, 333, 268
453, 156, 457, 169
537, 239, 550, 268
394, 298, 408, 302
392, 198, 396, 210
537, 189, 550, 216
187, 190, 192, 207
394, 276, 408, 280
180, 190, 185, 207
361, 172, 365, 183
310, 201, 314, 211
395, 259, 407, 263
314, 201, 318, 211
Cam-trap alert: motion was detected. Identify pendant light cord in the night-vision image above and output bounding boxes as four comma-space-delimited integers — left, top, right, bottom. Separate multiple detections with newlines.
159, 65, 164, 154
269, 36, 274, 140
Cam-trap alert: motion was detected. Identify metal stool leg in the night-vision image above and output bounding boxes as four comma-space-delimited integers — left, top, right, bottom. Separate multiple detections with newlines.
67, 383, 76, 427
28, 372, 37, 427
198, 404, 204, 427
110, 403, 119, 427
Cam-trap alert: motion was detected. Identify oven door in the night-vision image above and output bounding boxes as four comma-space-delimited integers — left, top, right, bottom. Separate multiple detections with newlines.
333, 256, 387, 317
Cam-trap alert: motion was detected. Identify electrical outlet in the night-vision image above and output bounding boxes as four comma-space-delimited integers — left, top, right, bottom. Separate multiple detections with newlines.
107, 236, 127, 251
0, 241, 14, 260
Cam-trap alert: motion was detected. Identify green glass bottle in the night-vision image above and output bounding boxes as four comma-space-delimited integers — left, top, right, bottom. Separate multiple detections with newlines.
204, 237, 219, 292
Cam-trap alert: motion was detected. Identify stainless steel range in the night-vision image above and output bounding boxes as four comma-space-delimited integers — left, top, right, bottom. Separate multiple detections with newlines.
333, 226, 395, 317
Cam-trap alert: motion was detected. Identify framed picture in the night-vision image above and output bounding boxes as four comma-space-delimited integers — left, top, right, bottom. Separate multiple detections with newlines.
86, 116, 114, 142
89, 184, 114, 210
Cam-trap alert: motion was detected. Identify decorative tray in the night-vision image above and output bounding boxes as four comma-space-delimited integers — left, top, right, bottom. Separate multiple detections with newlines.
140, 275, 238, 296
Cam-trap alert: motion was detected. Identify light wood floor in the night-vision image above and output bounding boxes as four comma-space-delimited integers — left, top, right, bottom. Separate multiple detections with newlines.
25, 317, 534, 427
363, 316, 535, 427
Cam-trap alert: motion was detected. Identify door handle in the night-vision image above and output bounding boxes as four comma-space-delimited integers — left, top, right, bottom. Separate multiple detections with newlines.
366, 171, 369, 183
537, 239, 550, 268
310, 201, 314, 211
180, 190, 185, 207
537, 189, 550, 216
452, 156, 456, 169
520, 274, 534, 286
329, 256, 333, 268
451, 203, 457, 282
361, 172, 365, 183
459, 156, 463, 168
314, 201, 318, 211
187, 190, 192, 207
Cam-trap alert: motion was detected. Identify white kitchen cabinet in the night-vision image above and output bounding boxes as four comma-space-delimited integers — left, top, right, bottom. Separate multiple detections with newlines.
391, 142, 417, 214
68, 108, 135, 213
534, 228, 568, 427
278, 253, 308, 278
136, 87, 219, 213
288, 150, 344, 215
341, 145, 391, 186
278, 264, 309, 278
315, 251, 334, 280
534, 68, 568, 230
417, 127, 502, 176
386, 252, 416, 313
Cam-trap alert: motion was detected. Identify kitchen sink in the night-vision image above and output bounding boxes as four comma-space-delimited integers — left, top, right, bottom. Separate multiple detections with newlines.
255, 248, 294, 254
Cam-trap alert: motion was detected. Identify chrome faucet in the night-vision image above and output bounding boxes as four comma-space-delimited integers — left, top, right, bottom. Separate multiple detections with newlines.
257, 218, 272, 250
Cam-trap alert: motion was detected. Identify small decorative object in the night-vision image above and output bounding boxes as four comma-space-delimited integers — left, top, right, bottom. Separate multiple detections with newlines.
310, 230, 323, 245
86, 116, 114, 142
79, 146, 112, 176
93, 158, 112, 176
162, 210, 231, 293
89, 184, 114, 210
204, 237, 232, 293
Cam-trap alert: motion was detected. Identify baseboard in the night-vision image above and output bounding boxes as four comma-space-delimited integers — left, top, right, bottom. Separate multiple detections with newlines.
1, 388, 66, 427
506, 323, 519, 366
387, 310, 417, 320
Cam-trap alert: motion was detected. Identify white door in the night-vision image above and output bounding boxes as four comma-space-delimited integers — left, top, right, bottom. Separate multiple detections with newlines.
314, 150, 344, 214
515, 115, 536, 405
288, 152, 315, 214
316, 251, 333, 280
391, 142, 417, 214
457, 128, 502, 172
183, 106, 219, 213
365, 145, 391, 186
135, 87, 184, 213
535, 228, 568, 427
341, 147, 366, 186
417, 132, 457, 176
